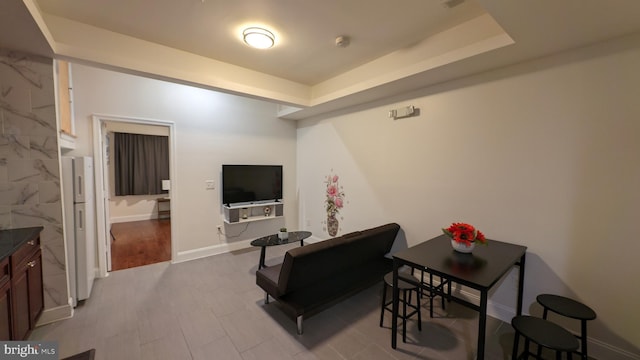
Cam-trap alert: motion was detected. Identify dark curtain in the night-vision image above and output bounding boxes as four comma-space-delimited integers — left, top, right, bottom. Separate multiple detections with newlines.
114, 132, 169, 196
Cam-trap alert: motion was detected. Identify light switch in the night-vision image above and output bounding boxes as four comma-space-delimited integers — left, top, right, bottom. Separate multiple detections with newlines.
205, 180, 215, 190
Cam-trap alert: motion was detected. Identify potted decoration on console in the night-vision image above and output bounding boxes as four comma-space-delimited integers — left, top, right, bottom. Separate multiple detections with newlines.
442, 222, 487, 253
278, 227, 288, 240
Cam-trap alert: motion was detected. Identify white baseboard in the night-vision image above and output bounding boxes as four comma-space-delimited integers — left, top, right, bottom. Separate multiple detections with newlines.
589, 338, 640, 360
36, 303, 73, 327
110, 214, 157, 223
175, 235, 327, 264
303, 235, 325, 244
446, 282, 639, 360
174, 239, 254, 263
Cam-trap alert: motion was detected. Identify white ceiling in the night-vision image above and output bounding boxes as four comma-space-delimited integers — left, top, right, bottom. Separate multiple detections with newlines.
2, 0, 640, 119
35, 0, 487, 85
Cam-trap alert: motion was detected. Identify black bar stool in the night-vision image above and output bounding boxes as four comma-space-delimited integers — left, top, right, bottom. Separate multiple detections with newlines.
411, 268, 450, 318
380, 272, 421, 343
512, 315, 579, 359
537, 294, 596, 360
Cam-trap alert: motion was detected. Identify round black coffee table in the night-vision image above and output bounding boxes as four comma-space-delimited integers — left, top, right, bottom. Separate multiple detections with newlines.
251, 231, 312, 269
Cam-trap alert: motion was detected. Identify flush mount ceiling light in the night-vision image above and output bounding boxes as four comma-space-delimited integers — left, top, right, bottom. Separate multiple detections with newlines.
243, 27, 275, 49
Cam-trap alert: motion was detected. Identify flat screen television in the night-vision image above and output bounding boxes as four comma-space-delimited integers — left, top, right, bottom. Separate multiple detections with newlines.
222, 165, 283, 205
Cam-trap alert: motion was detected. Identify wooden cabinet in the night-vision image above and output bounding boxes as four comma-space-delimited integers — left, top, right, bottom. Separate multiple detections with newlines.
11, 264, 30, 340
11, 239, 43, 340
0, 228, 44, 340
27, 252, 43, 328
0, 258, 11, 340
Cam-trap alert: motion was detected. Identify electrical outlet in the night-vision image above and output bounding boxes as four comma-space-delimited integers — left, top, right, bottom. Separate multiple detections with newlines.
206, 180, 215, 190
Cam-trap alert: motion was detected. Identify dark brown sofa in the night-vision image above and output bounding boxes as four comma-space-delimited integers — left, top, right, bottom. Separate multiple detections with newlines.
255, 223, 401, 334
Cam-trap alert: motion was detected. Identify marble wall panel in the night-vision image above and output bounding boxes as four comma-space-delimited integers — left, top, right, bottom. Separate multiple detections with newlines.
34, 159, 60, 181
40, 222, 68, 302
42, 242, 66, 276
27, 62, 54, 108
30, 136, 58, 159
7, 158, 60, 182
0, 182, 38, 205
39, 181, 61, 203
40, 228, 68, 308
31, 104, 57, 131
0, 206, 9, 229
40, 222, 63, 246
10, 205, 45, 228
0, 159, 6, 183
1, 48, 67, 310
0, 50, 45, 89
0, 81, 32, 115
3, 111, 57, 137
0, 134, 30, 159
11, 203, 63, 228
43, 273, 68, 308
7, 158, 40, 182
0, 183, 8, 203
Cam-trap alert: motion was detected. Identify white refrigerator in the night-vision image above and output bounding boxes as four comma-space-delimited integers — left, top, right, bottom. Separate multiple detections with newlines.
62, 156, 96, 307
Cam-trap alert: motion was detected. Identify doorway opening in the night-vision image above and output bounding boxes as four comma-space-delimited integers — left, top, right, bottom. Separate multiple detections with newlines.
93, 115, 177, 276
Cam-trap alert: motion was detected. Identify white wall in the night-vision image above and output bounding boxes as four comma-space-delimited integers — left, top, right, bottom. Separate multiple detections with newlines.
298, 33, 640, 359
66, 64, 298, 259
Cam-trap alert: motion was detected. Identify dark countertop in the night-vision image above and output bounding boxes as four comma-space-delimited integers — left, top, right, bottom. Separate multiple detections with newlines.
0, 227, 44, 262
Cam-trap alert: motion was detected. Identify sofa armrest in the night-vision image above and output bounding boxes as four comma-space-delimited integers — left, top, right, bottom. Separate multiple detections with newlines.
256, 264, 283, 297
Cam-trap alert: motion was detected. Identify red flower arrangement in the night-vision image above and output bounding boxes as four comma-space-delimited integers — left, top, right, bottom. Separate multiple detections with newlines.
442, 222, 487, 246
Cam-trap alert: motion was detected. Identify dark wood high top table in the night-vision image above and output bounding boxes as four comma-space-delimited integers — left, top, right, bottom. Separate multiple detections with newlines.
391, 234, 527, 359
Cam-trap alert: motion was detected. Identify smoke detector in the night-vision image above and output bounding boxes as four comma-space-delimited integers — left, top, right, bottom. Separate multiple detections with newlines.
335, 36, 350, 48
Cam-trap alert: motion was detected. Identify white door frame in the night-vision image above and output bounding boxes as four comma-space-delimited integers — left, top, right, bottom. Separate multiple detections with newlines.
92, 114, 177, 277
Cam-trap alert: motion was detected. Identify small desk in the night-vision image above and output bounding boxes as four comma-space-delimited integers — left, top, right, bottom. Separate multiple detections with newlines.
391, 235, 527, 360
157, 197, 170, 219
250, 231, 312, 270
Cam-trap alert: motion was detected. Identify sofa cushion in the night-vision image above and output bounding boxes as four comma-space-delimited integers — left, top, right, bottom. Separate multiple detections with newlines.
276, 223, 400, 294
278, 257, 393, 317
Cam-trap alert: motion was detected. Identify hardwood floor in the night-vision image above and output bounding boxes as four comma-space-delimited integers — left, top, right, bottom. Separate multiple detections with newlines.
110, 219, 171, 271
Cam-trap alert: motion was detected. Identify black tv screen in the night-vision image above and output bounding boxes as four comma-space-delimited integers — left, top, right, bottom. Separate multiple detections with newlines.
222, 165, 283, 205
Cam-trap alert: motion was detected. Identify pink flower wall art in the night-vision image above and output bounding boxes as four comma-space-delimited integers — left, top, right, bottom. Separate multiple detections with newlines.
323, 171, 346, 236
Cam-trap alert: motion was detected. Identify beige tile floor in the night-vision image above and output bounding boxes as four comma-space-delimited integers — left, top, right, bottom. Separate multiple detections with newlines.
30, 242, 524, 360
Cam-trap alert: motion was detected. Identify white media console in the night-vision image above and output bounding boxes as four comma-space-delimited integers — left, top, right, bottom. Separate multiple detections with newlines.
223, 201, 283, 224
